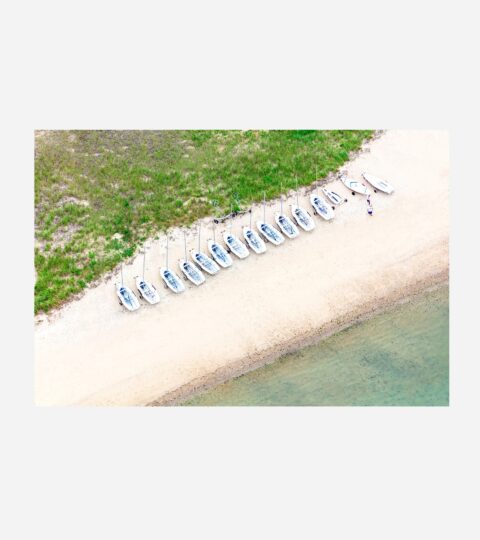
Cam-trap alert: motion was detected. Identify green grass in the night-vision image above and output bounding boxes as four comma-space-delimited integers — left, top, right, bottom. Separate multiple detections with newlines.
35, 129, 374, 313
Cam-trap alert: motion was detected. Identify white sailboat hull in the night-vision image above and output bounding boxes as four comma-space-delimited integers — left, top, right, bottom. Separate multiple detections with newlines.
179, 259, 205, 286
160, 267, 185, 293
135, 277, 160, 304
310, 194, 335, 220
274, 212, 299, 238
223, 232, 249, 259
322, 187, 345, 206
242, 227, 267, 254
256, 221, 285, 245
362, 172, 394, 194
341, 176, 370, 195
207, 239, 233, 268
190, 250, 220, 275
116, 284, 140, 311
291, 205, 315, 231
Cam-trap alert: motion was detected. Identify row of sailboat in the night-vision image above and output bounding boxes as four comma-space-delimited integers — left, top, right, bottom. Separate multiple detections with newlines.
116, 172, 394, 310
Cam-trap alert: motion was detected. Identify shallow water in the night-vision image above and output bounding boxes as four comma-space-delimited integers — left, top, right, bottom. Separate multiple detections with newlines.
184, 286, 449, 406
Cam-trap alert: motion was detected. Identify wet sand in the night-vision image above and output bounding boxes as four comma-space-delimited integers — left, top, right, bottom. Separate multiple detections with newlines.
34, 130, 449, 406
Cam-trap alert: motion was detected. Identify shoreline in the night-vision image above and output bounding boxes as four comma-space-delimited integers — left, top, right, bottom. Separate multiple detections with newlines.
150, 270, 449, 405
35, 130, 449, 406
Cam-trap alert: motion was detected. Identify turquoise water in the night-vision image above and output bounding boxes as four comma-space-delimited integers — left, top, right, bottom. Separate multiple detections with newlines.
184, 286, 449, 406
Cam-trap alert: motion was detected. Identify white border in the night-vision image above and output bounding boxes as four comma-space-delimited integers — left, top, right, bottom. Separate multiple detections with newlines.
2, 1, 478, 538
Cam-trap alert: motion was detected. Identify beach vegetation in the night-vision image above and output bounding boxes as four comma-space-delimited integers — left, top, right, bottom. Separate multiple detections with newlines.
35, 129, 373, 313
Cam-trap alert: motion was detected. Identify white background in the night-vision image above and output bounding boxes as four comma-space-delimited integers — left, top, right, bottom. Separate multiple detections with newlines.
1, 1, 479, 539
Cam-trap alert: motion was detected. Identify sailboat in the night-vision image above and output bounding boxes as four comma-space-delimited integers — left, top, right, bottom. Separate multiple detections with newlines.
160, 235, 185, 293
190, 225, 221, 275
362, 172, 394, 194
116, 263, 140, 311
223, 205, 249, 259
310, 190, 335, 220
322, 187, 346, 206
340, 174, 370, 195
179, 231, 205, 286
256, 192, 285, 245
207, 222, 233, 268
135, 246, 160, 304
274, 187, 299, 239
242, 209, 267, 254
291, 179, 315, 231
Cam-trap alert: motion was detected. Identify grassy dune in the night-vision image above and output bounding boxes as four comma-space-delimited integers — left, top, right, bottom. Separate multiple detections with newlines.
34, 130, 373, 313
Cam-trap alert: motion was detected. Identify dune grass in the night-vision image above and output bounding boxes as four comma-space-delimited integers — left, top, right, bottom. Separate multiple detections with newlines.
34, 129, 373, 313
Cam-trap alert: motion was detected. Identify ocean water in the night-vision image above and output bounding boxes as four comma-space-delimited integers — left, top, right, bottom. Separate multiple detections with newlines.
184, 285, 449, 406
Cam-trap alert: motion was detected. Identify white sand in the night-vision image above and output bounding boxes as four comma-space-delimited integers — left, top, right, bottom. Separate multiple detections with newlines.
34, 130, 449, 406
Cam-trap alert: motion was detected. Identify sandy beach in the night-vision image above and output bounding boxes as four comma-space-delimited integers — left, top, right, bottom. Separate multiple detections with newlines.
34, 130, 449, 406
